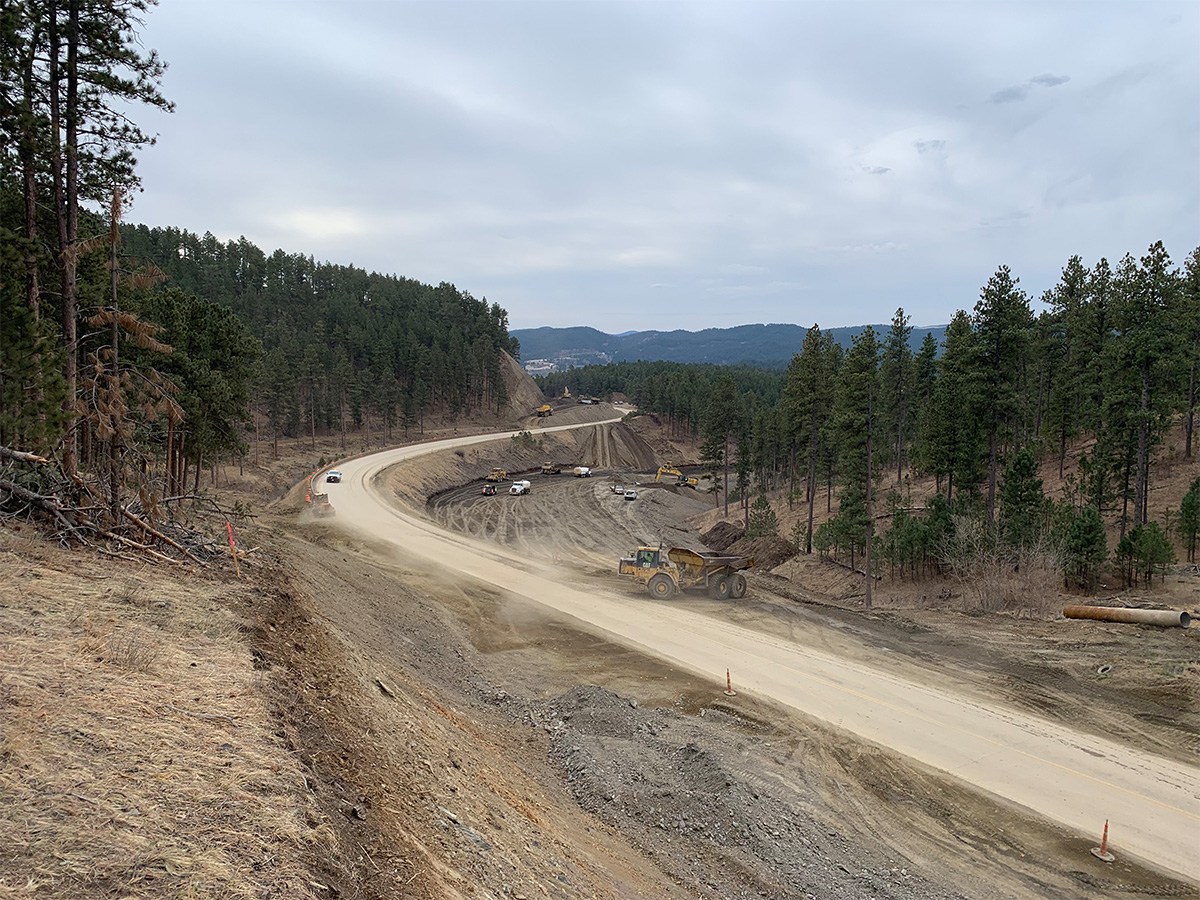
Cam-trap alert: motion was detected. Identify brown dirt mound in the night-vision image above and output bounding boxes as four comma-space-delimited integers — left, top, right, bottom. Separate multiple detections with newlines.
574, 422, 658, 471
700, 520, 744, 551
728, 534, 798, 570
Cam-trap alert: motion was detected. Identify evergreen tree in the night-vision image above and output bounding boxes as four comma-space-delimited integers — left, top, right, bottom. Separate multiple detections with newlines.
781, 326, 835, 552
831, 327, 880, 601
701, 375, 740, 517
998, 448, 1045, 548
973, 266, 1033, 523
1064, 506, 1106, 590
921, 311, 983, 500
879, 308, 913, 481
1041, 256, 1090, 475
747, 493, 779, 538
1108, 244, 1181, 529
1179, 248, 1199, 459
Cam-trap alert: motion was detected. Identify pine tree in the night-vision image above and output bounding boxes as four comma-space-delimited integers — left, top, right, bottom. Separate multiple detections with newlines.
998, 448, 1045, 548
921, 311, 983, 500
973, 266, 1033, 524
1179, 248, 1199, 459
702, 375, 741, 518
747, 493, 779, 538
832, 327, 880, 603
1064, 506, 1106, 590
880, 308, 913, 481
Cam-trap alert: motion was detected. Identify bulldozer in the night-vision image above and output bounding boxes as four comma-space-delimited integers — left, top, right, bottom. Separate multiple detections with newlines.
535, 404, 553, 417
618, 546, 753, 600
655, 465, 699, 488
486, 468, 508, 482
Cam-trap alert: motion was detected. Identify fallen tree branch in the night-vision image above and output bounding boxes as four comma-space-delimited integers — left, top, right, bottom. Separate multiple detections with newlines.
0, 447, 50, 465
0, 477, 86, 539
99, 529, 182, 566
121, 506, 202, 563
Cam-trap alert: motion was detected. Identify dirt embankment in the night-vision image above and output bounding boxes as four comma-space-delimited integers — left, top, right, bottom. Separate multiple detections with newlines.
385, 414, 657, 510
500, 350, 547, 414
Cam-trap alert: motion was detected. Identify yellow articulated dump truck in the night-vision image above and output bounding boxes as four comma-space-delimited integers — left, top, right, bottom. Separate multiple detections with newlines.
486, 468, 508, 482
618, 546, 753, 600
535, 404, 553, 417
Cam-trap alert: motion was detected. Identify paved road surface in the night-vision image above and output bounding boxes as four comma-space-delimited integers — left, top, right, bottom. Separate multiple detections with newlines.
320, 419, 1200, 884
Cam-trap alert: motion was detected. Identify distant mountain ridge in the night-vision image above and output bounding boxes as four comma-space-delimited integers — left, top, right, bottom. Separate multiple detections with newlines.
513, 322, 947, 370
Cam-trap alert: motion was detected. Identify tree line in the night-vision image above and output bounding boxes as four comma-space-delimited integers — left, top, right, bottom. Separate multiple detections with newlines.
541, 245, 1200, 594
120, 225, 521, 453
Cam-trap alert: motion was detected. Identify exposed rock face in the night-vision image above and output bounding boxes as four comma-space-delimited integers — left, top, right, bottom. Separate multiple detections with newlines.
500, 351, 547, 418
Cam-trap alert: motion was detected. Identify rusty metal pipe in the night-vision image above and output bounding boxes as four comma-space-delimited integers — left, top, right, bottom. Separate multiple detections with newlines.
1063, 606, 1191, 628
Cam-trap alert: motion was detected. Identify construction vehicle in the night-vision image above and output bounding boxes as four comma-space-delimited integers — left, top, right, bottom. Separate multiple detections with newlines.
486, 468, 508, 482
618, 546, 754, 599
311, 492, 336, 518
509, 480, 531, 495
573, 466, 592, 477
541, 462, 562, 475
535, 404, 553, 417
655, 465, 699, 488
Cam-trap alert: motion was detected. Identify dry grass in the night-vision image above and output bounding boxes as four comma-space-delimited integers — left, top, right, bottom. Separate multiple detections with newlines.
0, 530, 336, 899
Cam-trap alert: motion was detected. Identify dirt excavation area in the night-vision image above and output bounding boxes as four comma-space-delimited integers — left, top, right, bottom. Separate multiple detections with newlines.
2, 405, 1197, 900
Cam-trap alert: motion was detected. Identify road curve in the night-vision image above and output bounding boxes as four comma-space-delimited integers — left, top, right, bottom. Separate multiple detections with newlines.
321, 420, 1200, 884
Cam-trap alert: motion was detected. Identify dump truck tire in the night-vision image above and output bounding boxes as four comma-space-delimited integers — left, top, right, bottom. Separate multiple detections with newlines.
648, 573, 675, 598
730, 573, 747, 599
709, 575, 731, 600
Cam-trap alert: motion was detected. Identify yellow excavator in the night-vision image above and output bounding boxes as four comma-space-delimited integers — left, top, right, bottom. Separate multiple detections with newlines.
655, 465, 698, 488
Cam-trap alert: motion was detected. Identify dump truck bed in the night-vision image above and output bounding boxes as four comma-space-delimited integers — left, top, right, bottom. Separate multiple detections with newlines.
667, 547, 754, 572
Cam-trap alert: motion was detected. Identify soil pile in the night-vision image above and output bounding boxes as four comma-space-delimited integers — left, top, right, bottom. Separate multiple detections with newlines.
702, 520, 745, 551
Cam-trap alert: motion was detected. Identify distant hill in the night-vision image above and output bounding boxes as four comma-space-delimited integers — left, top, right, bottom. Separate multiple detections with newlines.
513, 323, 946, 371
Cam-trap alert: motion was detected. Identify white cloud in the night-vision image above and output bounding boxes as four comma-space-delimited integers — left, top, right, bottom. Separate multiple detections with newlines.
131, 0, 1200, 332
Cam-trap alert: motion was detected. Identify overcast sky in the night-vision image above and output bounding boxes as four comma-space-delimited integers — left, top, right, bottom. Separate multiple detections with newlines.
129, 0, 1198, 332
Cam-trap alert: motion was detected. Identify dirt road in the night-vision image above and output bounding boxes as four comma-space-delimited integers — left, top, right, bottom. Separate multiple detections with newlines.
323, 419, 1200, 885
